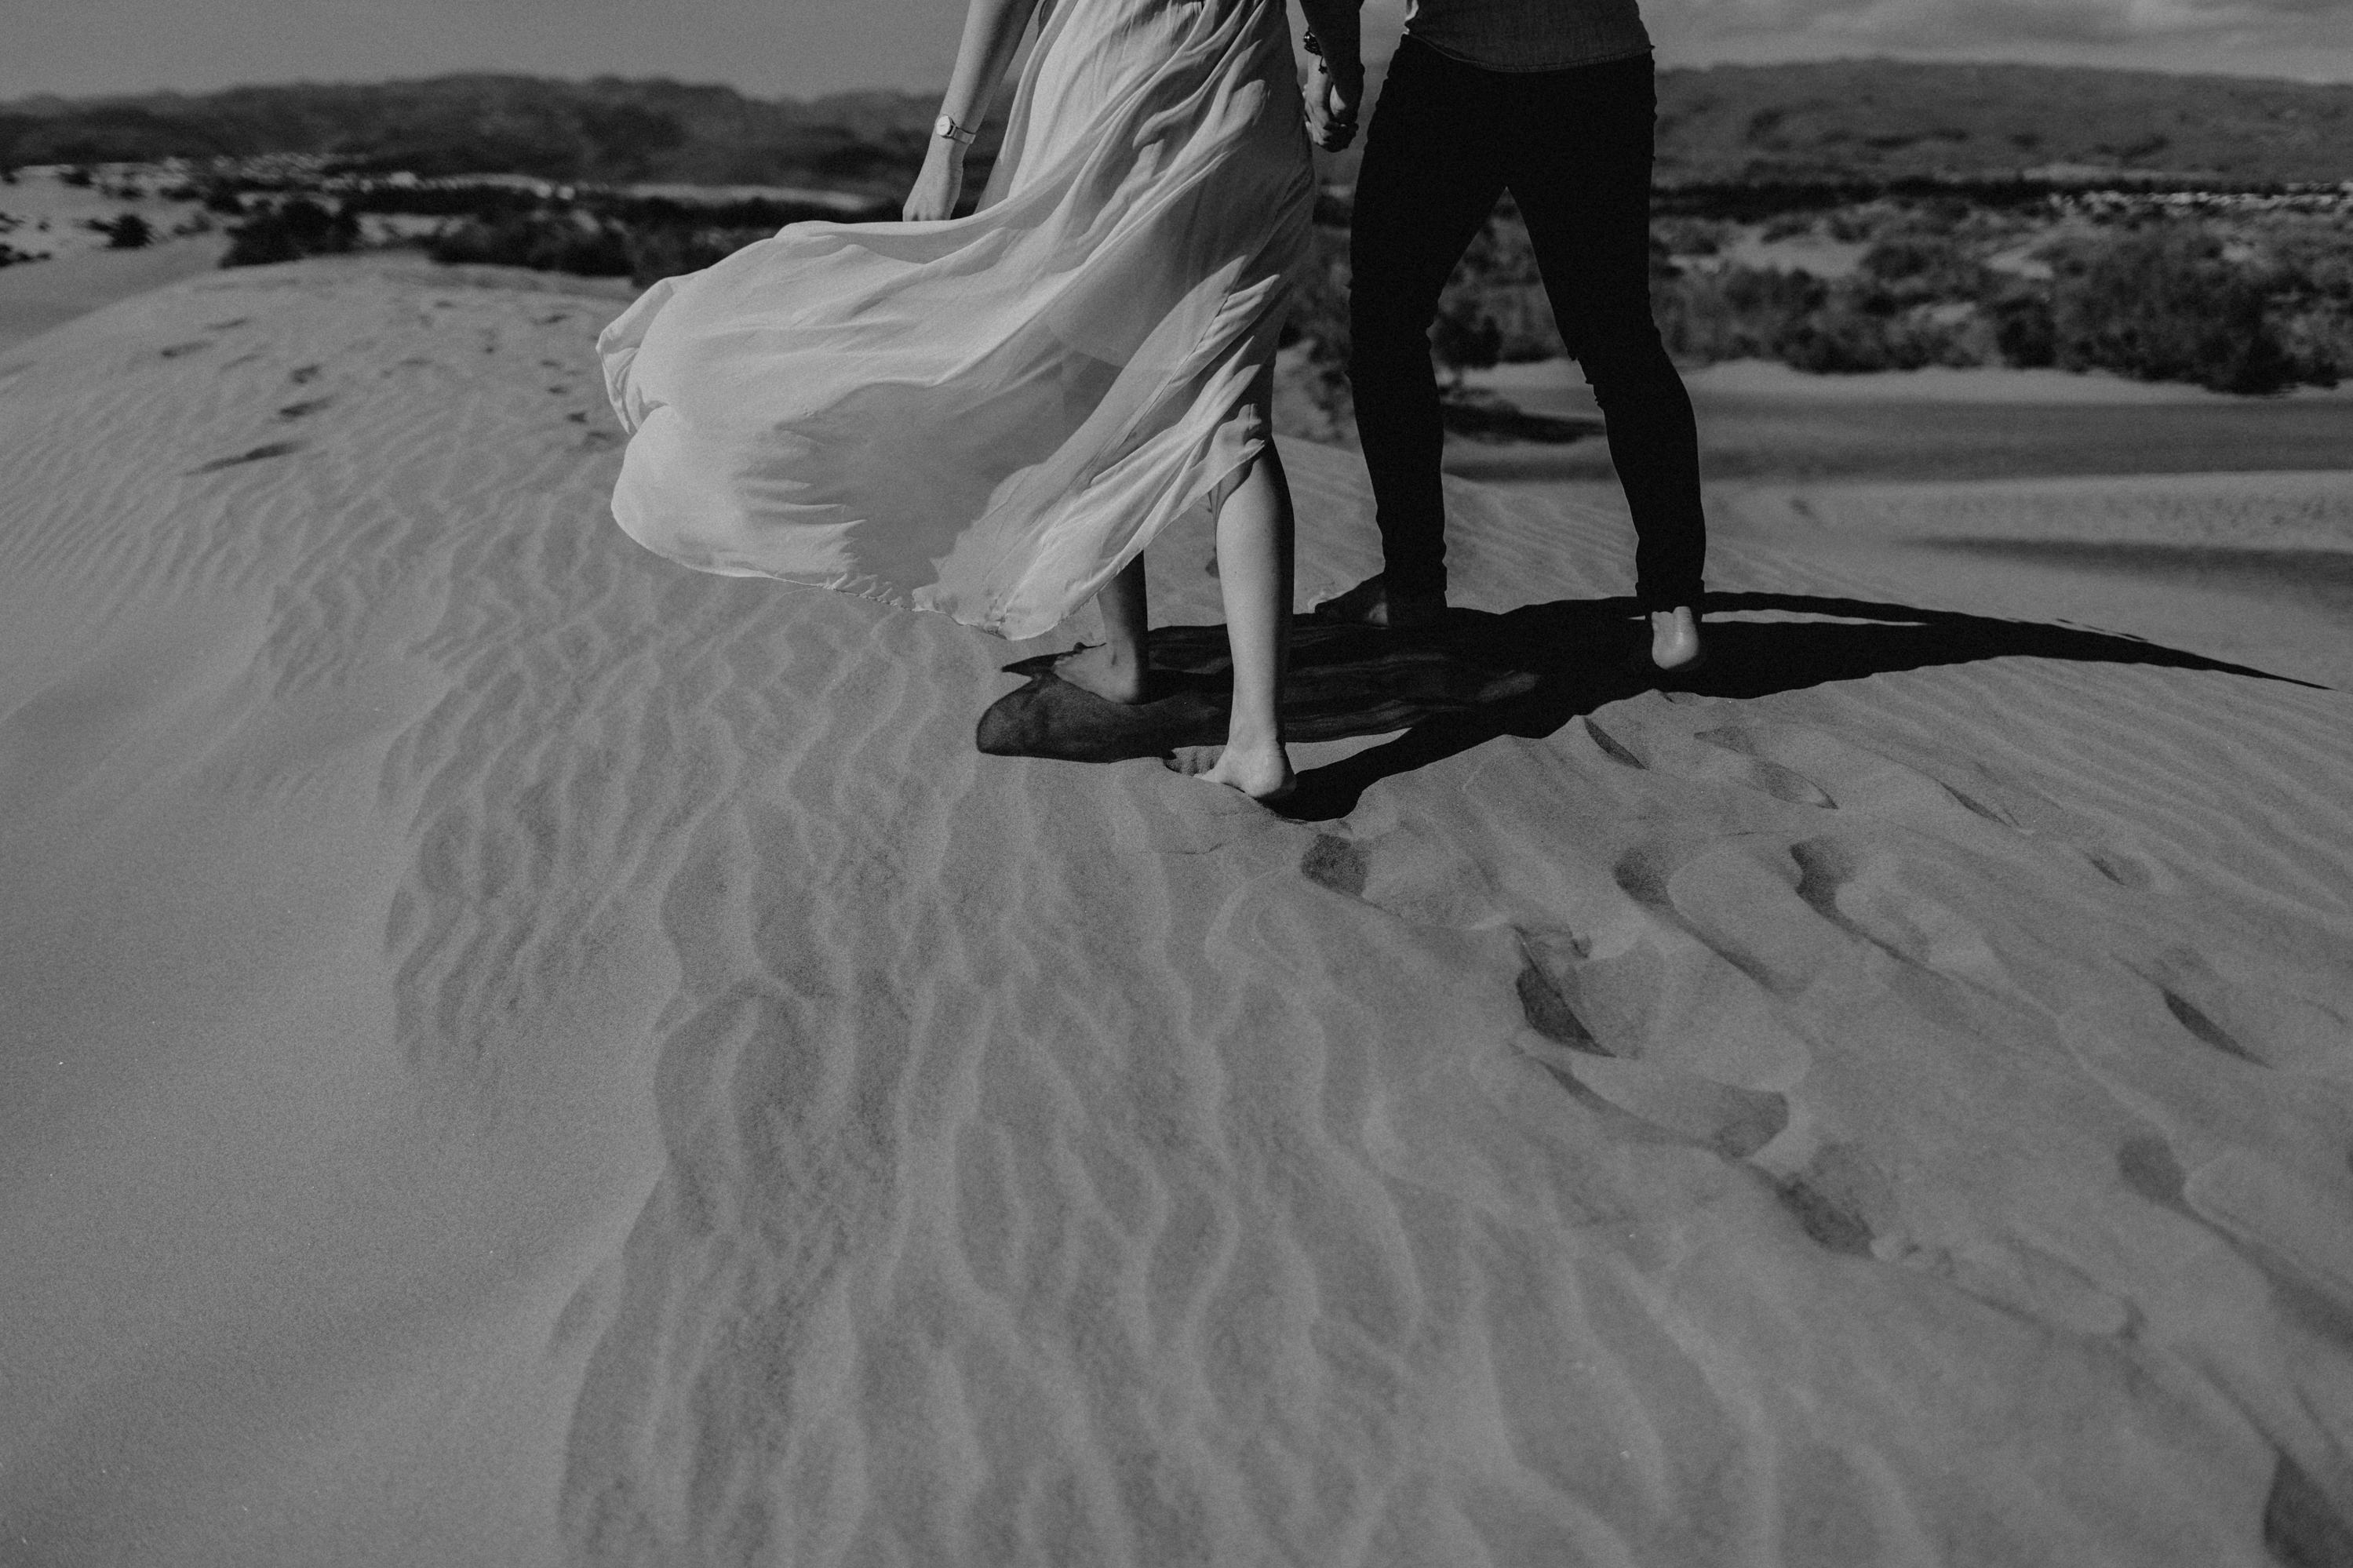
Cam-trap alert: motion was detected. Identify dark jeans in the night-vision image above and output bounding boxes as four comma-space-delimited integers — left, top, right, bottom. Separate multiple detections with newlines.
1349, 38, 1706, 610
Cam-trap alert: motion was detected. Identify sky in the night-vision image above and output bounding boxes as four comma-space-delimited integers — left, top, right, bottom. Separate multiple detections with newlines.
5, 0, 2351, 104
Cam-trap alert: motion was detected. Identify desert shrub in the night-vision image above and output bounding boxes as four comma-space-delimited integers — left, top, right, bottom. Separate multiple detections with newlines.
1653, 214, 1729, 257
1859, 234, 1951, 286
1988, 291, 2057, 367
620, 224, 770, 286
1430, 297, 1502, 383
341, 184, 537, 220
59, 166, 93, 187
95, 212, 153, 249
1823, 206, 1885, 243
223, 198, 359, 266
1780, 300, 1989, 373
1435, 204, 1567, 362
426, 211, 634, 276
1280, 221, 1353, 427
2049, 224, 2296, 393
1653, 264, 1827, 362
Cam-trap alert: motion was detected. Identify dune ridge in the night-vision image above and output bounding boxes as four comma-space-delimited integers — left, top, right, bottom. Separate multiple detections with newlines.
2, 259, 2350, 1566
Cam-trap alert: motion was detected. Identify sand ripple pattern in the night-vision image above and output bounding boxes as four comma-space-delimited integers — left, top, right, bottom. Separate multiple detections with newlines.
5, 264, 2349, 1566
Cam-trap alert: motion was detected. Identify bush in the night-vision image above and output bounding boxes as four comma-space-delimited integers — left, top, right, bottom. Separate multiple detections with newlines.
2049, 225, 2295, 394
1989, 292, 2057, 367
96, 212, 153, 249
1430, 297, 1502, 383
223, 198, 360, 266
427, 212, 635, 276
1281, 222, 1353, 427
1652, 264, 1827, 363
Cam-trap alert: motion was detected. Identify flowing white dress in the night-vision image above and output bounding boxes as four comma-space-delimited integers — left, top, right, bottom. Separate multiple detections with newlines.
598, 0, 1312, 640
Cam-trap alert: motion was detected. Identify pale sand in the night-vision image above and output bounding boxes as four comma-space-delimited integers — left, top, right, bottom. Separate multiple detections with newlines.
3, 260, 2351, 1566
0, 235, 230, 354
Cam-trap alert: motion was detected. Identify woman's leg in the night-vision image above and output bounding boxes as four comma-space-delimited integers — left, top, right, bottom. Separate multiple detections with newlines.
1058, 555, 1151, 704
1193, 435, 1295, 799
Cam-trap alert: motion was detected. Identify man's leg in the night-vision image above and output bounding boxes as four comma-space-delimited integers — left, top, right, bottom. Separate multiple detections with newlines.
1506, 53, 1706, 657
1337, 38, 1509, 624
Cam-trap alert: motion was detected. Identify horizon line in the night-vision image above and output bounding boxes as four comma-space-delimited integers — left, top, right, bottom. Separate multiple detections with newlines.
6, 49, 2351, 109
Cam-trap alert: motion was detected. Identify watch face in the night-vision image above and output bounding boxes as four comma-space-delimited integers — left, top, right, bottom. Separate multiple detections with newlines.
933, 115, 955, 137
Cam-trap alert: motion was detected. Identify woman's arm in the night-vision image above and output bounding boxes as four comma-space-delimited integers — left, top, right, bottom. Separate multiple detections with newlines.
1297, 0, 1365, 152
903, 0, 1046, 221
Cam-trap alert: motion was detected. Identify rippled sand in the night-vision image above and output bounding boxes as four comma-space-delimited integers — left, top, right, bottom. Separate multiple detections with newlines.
3, 259, 2350, 1566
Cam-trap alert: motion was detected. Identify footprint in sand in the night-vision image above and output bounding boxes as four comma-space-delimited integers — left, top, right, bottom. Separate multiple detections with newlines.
289, 364, 321, 385
158, 340, 213, 359
1769, 1143, 1891, 1257
2129, 950, 2342, 1075
2265, 1451, 2353, 1568
1509, 909, 1815, 1166
1612, 709, 2182, 900
2160, 987, 2267, 1066
185, 440, 304, 475
277, 396, 333, 421
1299, 833, 1368, 900
1788, 835, 2000, 980
1582, 714, 1836, 809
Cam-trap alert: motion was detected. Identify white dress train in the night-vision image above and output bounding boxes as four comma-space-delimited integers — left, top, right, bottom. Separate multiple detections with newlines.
598, 0, 1312, 640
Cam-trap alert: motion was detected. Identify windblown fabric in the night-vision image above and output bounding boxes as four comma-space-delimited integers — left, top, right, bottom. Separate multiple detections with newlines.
599, 0, 1312, 638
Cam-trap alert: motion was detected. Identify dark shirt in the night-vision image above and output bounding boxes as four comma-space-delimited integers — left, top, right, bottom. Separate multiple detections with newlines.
1404, 0, 1650, 71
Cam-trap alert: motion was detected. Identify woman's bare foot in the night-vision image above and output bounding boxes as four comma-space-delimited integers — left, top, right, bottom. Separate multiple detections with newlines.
1165, 740, 1295, 802
1054, 642, 1149, 704
1313, 574, 1446, 630
1649, 606, 1703, 671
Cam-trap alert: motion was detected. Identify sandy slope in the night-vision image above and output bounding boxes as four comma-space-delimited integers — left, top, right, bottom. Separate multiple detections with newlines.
0, 236, 230, 355
2, 259, 2351, 1567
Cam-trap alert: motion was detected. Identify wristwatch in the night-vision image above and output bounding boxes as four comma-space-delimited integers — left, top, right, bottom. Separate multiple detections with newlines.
933, 114, 978, 144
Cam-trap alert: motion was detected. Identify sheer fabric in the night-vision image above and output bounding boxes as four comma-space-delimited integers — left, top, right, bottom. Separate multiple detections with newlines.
599, 0, 1311, 639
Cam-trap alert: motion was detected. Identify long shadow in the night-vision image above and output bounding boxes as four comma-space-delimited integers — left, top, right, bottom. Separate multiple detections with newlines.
975, 592, 2322, 820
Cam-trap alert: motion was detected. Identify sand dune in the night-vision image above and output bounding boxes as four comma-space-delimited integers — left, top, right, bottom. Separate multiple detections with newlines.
3, 258, 2351, 1566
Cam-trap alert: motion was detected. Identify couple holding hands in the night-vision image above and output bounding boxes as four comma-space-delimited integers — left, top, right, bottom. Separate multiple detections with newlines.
600, 0, 1705, 800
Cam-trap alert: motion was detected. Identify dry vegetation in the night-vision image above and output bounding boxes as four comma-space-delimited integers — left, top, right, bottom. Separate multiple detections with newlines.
1275, 188, 2353, 400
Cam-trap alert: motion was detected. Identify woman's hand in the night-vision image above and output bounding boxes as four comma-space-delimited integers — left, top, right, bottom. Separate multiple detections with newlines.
1305, 59, 1364, 153
903, 141, 966, 222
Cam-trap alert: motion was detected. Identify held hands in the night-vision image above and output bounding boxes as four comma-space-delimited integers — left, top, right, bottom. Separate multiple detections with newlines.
1304, 56, 1364, 153
903, 140, 965, 223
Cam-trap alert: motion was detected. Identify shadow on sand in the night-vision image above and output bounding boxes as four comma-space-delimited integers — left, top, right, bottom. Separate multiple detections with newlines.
975, 592, 2321, 820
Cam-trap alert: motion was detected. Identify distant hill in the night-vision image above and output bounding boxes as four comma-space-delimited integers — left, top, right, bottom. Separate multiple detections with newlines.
0, 76, 952, 193
1648, 60, 2353, 186
4, 60, 2348, 192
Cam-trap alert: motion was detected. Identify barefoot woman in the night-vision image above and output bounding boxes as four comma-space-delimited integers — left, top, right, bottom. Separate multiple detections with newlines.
599, 0, 1364, 799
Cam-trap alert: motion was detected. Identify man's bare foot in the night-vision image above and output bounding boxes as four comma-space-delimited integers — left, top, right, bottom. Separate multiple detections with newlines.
1054, 642, 1149, 704
1165, 742, 1295, 802
1313, 574, 1446, 630
1649, 606, 1703, 671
